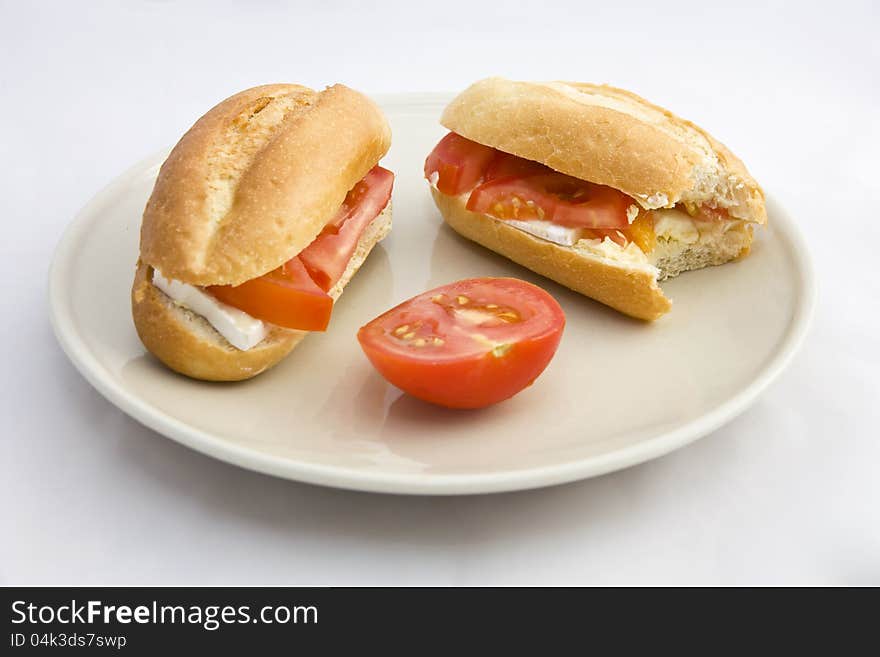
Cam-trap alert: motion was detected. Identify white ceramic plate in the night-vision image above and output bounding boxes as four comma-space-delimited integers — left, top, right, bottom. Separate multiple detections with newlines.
49, 93, 815, 495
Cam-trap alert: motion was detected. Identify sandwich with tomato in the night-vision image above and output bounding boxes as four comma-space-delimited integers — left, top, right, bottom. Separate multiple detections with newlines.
132, 83, 393, 381
425, 77, 766, 320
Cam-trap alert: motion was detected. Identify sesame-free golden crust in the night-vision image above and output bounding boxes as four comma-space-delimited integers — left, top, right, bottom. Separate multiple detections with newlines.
432, 190, 671, 321
132, 205, 392, 381
440, 78, 766, 223
140, 83, 391, 286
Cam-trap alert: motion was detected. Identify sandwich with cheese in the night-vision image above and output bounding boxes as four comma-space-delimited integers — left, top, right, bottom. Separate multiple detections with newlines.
132, 83, 393, 380
424, 77, 766, 320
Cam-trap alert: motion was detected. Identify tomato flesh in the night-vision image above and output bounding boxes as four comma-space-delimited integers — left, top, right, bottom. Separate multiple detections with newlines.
208, 257, 333, 332
483, 150, 549, 182
426, 132, 635, 230
300, 166, 394, 291
424, 132, 497, 196
207, 165, 393, 332
357, 278, 565, 409
467, 173, 632, 230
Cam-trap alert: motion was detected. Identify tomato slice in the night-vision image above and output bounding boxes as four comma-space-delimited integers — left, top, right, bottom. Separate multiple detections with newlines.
483, 150, 550, 182
424, 132, 497, 196
357, 278, 565, 409
426, 132, 640, 237
207, 257, 333, 332
206, 165, 393, 332
467, 173, 632, 230
300, 166, 394, 291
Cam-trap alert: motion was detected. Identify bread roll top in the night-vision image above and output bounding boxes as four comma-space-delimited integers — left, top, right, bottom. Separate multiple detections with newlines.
440, 77, 765, 224
140, 83, 391, 286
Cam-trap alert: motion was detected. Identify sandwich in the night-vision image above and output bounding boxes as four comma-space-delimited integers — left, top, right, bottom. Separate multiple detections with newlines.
132, 83, 393, 381
424, 77, 766, 320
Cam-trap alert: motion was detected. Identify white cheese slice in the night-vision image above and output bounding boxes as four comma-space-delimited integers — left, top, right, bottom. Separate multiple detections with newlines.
152, 271, 268, 351
492, 217, 657, 275
501, 218, 588, 246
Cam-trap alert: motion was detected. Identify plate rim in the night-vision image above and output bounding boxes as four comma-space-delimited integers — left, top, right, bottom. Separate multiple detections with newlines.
48, 96, 817, 496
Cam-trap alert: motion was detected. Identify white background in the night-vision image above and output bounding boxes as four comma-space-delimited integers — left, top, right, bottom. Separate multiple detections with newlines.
2, 0, 878, 585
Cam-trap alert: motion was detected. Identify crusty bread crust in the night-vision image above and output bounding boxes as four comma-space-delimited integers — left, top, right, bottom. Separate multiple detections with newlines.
440, 78, 766, 224
140, 83, 391, 286
432, 190, 671, 320
132, 206, 392, 381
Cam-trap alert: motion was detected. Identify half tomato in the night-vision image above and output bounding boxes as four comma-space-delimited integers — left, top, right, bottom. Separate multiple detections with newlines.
358, 278, 565, 409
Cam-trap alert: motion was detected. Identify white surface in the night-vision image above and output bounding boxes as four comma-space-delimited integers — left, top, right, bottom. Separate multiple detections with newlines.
48, 112, 814, 495
3, 0, 879, 584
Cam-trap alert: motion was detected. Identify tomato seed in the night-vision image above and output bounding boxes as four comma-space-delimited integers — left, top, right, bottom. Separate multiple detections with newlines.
491, 343, 513, 357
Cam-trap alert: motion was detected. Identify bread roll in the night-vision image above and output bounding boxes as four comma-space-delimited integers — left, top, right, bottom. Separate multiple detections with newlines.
133, 207, 391, 381
132, 83, 392, 380
431, 78, 765, 319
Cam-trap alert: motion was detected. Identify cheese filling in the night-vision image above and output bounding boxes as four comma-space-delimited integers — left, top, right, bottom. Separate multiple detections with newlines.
575, 237, 654, 271
427, 176, 740, 278
652, 208, 700, 244
482, 204, 739, 277
496, 206, 705, 252
152, 271, 267, 351
501, 219, 589, 247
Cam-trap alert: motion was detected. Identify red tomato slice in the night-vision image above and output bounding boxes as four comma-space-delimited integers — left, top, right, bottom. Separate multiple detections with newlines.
483, 150, 550, 182
467, 173, 632, 230
207, 257, 333, 332
357, 278, 565, 409
300, 166, 394, 291
424, 132, 497, 196
207, 166, 393, 332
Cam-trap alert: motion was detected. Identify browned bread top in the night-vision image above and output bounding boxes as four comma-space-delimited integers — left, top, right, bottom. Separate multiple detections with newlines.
440, 78, 765, 224
140, 83, 391, 286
